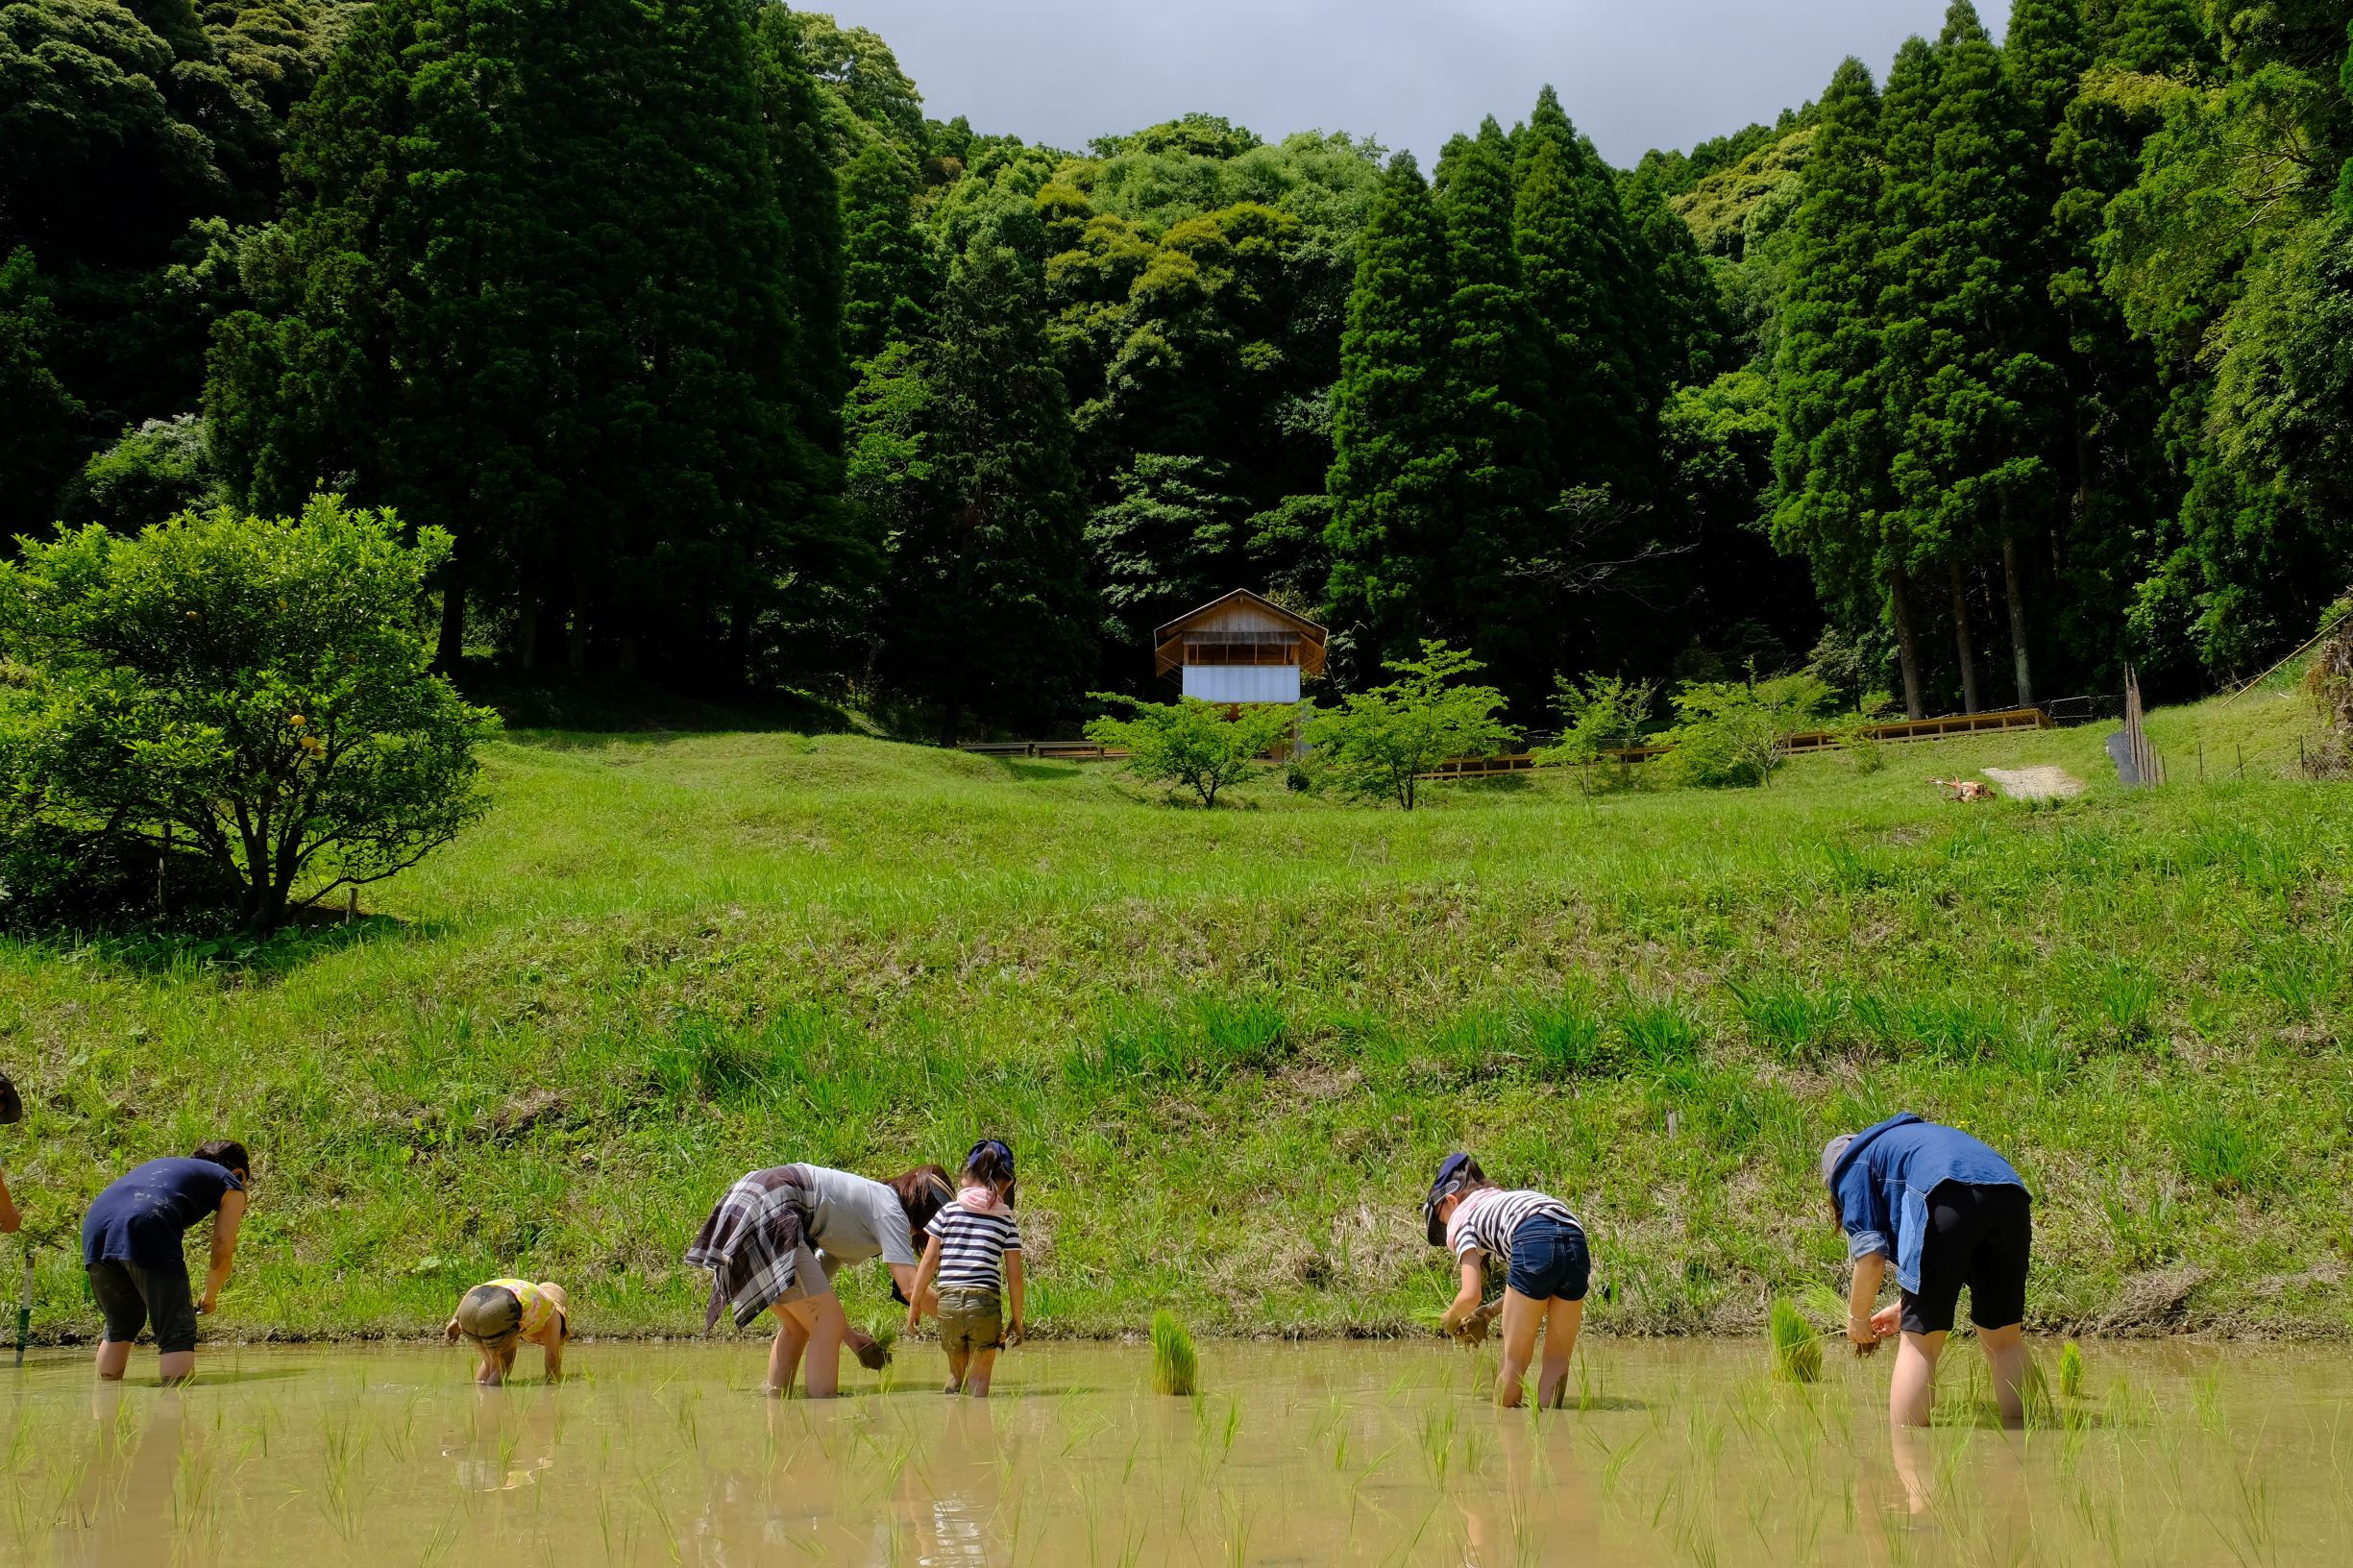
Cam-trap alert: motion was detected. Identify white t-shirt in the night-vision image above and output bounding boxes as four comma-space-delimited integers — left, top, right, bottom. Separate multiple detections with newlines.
795, 1164, 919, 1271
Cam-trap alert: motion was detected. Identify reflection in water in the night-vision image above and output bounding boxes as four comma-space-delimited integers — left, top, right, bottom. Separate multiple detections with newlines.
4, 1339, 2353, 1565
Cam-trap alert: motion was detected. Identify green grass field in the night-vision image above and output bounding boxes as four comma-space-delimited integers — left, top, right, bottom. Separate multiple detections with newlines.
2, 677, 2345, 1343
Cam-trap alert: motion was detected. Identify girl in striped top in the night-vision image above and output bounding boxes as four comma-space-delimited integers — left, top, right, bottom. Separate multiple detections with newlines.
1421, 1154, 1589, 1408
907, 1139, 1024, 1396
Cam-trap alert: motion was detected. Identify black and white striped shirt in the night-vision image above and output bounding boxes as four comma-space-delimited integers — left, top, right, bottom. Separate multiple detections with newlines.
926, 1204, 1021, 1291
1450, 1188, 1580, 1268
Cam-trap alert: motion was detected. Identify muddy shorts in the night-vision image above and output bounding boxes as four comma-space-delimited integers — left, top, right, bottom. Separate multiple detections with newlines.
88, 1259, 200, 1355
1901, 1181, 2031, 1335
935, 1287, 1003, 1355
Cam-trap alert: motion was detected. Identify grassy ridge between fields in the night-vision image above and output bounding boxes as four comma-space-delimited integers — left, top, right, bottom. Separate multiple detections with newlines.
0, 681, 2345, 1343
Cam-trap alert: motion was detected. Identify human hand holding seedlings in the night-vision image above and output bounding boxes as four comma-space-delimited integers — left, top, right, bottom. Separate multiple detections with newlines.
905, 1233, 944, 1335
1439, 1258, 1489, 1345
1848, 1250, 1889, 1356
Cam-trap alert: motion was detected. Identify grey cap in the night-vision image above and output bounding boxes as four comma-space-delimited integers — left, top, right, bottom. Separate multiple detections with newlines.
1820, 1134, 1855, 1190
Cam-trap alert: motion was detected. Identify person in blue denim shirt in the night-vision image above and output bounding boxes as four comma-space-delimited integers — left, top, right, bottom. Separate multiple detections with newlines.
1824, 1113, 2034, 1429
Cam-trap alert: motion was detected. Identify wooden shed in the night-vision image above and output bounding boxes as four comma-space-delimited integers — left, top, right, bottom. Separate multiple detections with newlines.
1153, 590, 1327, 704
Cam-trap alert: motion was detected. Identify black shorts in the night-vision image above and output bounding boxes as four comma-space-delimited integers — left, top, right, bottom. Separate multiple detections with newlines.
88, 1260, 201, 1355
1900, 1181, 2031, 1335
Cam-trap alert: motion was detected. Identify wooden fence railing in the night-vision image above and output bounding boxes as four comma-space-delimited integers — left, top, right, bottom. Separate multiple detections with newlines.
964, 704, 2050, 777
1417, 706, 2048, 779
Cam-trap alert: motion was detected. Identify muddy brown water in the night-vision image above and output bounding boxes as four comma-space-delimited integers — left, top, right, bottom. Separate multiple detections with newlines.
4, 1338, 2345, 1565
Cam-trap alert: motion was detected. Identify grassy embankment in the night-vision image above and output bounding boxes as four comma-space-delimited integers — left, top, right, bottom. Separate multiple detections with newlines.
0, 676, 2344, 1343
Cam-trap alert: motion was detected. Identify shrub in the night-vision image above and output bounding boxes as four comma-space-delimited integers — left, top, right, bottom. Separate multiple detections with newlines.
0, 498, 500, 935
1302, 641, 1518, 810
1535, 672, 1658, 795
1662, 674, 1832, 788
1085, 695, 1296, 808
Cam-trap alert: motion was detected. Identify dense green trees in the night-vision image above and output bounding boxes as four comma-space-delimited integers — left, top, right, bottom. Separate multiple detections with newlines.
206, 0, 857, 682
12, 0, 2353, 738
1765, 0, 2352, 707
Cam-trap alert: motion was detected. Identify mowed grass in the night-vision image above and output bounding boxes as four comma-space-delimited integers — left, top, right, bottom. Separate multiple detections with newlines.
0, 677, 2345, 1342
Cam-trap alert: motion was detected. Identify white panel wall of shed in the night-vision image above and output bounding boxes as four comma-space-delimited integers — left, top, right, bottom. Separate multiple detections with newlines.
1183, 665, 1301, 703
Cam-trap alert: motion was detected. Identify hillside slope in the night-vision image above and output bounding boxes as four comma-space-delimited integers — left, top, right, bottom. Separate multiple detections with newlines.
0, 684, 2343, 1341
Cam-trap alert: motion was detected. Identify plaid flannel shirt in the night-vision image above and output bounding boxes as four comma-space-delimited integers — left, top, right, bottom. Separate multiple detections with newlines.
684, 1165, 814, 1332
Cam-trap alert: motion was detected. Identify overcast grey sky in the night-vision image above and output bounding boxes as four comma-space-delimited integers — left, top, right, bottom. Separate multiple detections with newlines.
815, 1, 2006, 167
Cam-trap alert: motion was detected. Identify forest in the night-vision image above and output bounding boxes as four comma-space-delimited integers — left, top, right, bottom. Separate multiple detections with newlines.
4, 0, 2350, 734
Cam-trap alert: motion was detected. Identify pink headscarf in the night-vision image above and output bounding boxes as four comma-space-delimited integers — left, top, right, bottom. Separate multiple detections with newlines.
957, 1183, 1011, 1217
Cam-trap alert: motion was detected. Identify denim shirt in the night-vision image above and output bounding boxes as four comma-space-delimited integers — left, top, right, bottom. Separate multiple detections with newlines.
1830, 1114, 2024, 1293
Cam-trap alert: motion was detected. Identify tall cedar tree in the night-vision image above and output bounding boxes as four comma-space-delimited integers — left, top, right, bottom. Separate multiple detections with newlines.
838, 142, 937, 361
1889, 1, 2065, 710
1432, 121, 1551, 701
1773, 61, 1924, 716
1512, 88, 1651, 510
207, 0, 852, 682
871, 243, 1098, 742
1323, 154, 1455, 679
1873, 36, 1948, 713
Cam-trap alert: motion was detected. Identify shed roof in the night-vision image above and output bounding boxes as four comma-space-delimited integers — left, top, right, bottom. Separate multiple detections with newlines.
1153, 589, 1327, 677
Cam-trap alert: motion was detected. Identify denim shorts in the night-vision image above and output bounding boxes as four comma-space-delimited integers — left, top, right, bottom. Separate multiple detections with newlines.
1505, 1213, 1590, 1303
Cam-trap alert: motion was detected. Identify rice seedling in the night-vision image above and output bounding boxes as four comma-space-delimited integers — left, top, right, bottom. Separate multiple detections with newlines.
2060, 1340, 2085, 1399
1769, 1298, 1822, 1384
1150, 1311, 1197, 1396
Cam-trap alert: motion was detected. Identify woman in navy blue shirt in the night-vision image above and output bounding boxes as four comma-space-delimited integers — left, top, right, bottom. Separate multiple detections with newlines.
1824, 1114, 2033, 1429
81, 1140, 251, 1384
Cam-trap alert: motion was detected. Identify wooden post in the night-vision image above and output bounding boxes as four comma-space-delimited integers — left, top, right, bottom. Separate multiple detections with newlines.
157, 824, 170, 916
345, 886, 357, 924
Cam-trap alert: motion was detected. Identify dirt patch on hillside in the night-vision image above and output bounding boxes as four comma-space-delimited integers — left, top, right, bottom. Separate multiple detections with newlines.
1983, 765, 2085, 801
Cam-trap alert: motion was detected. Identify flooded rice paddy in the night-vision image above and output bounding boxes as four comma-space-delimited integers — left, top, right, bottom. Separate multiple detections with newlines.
7, 1338, 2349, 1566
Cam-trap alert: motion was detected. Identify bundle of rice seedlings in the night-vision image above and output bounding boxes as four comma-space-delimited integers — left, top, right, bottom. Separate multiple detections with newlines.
1769, 1297, 1821, 1384
2058, 1339, 2084, 1399
1151, 1310, 1197, 1396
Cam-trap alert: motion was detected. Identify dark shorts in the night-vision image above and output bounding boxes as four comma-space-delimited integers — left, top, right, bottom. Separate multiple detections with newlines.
1901, 1181, 2031, 1335
88, 1259, 200, 1355
1505, 1213, 1589, 1302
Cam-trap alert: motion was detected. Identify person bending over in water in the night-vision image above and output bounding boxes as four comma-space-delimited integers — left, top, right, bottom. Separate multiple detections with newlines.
82, 1140, 250, 1384
1824, 1113, 2035, 1429
1421, 1155, 1589, 1409
0, 1067, 22, 1233
686, 1162, 950, 1398
447, 1279, 570, 1384
906, 1139, 1024, 1396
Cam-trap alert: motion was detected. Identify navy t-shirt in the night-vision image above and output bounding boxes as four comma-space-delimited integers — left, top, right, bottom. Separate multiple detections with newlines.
82, 1158, 243, 1272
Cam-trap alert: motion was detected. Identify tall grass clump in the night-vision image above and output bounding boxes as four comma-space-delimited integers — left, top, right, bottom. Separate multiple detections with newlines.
1151, 1310, 1197, 1396
1768, 1298, 1820, 1384
2058, 1340, 2084, 1398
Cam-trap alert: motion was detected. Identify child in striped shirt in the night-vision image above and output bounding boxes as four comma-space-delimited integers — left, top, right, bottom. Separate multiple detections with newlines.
907, 1139, 1023, 1396
1421, 1154, 1589, 1409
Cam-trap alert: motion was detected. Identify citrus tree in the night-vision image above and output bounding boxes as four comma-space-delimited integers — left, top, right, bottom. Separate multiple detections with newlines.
0, 497, 500, 933
1303, 641, 1518, 809
1086, 695, 1296, 808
